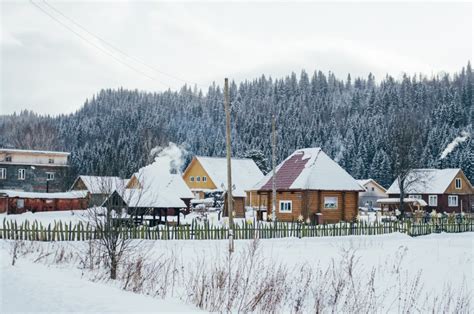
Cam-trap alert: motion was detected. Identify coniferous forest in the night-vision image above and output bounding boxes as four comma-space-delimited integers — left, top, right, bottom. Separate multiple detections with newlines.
1, 63, 472, 188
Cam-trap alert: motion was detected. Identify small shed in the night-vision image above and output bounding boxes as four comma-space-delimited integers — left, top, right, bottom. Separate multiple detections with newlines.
0, 190, 88, 214
70, 175, 129, 206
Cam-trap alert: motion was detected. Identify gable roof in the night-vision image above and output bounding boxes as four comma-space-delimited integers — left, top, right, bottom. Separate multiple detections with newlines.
71, 176, 128, 194
124, 155, 194, 208
356, 179, 387, 192
386, 168, 470, 194
254, 148, 364, 191
194, 156, 264, 197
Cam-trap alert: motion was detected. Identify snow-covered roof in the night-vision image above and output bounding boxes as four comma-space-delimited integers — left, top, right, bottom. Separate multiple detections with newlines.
195, 156, 264, 197
386, 168, 464, 194
376, 198, 428, 207
0, 148, 70, 156
254, 148, 364, 191
71, 176, 128, 194
356, 179, 371, 186
123, 154, 194, 208
356, 179, 387, 192
0, 190, 88, 199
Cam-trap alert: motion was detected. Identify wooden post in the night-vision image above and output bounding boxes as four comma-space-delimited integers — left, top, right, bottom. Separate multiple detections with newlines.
271, 114, 277, 225
341, 192, 346, 221
224, 78, 234, 253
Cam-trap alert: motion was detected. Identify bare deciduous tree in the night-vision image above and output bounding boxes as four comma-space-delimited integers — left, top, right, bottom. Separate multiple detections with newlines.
84, 175, 148, 280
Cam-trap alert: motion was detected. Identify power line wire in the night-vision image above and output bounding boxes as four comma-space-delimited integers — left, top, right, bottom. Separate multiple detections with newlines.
29, 0, 171, 88
41, 0, 205, 89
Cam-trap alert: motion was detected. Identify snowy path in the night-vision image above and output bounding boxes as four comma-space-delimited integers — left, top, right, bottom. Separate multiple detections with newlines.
0, 251, 198, 313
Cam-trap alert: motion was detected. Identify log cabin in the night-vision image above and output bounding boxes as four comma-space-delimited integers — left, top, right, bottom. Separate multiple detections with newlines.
251, 148, 364, 223
182, 156, 264, 217
386, 168, 473, 213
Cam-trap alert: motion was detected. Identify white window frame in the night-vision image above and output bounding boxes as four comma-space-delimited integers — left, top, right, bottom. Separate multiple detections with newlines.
18, 169, 25, 180
202, 176, 207, 182
0, 168, 6, 180
448, 195, 458, 207
190, 176, 195, 182
48, 158, 54, 164
324, 196, 338, 209
46, 172, 55, 181
408, 194, 422, 200
455, 178, 462, 189
279, 200, 292, 213
428, 195, 438, 207
5, 156, 12, 162
196, 176, 201, 182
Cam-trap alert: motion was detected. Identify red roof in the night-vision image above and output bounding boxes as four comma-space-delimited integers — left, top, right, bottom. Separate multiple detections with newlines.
261, 152, 308, 190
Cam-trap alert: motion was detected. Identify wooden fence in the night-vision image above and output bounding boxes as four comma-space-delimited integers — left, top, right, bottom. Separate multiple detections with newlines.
0, 218, 473, 242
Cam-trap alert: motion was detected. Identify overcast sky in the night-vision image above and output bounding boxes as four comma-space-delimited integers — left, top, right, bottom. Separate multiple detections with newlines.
1, 1, 472, 115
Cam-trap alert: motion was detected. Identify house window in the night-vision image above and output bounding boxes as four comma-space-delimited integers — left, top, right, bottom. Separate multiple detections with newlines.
428, 195, 438, 206
48, 158, 54, 164
324, 196, 338, 209
455, 178, 462, 189
408, 195, 422, 200
46, 172, 55, 181
18, 169, 25, 180
203, 176, 207, 182
448, 195, 458, 207
0, 168, 6, 179
279, 200, 292, 213
196, 176, 201, 182
17, 199, 24, 209
190, 176, 195, 182
371, 187, 375, 191
5, 156, 12, 162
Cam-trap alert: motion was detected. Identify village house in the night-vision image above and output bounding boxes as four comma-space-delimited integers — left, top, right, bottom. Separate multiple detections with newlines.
356, 179, 387, 209
105, 156, 195, 225
386, 168, 473, 213
69, 175, 129, 207
182, 156, 264, 217
0, 148, 70, 192
251, 148, 364, 223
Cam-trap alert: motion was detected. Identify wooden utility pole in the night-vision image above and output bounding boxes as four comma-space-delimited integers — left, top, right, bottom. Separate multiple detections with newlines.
271, 114, 277, 224
224, 78, 234, 253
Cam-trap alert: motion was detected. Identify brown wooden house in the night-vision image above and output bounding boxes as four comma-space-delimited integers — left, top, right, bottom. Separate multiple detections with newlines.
251, 148, 364, 224
386, 168, 473, 213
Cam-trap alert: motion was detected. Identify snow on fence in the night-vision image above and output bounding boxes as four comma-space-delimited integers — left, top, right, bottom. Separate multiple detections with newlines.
0, 218, 473, 241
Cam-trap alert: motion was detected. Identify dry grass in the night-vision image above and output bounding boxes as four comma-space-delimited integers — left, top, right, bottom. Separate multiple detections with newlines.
7, 238, 472, 313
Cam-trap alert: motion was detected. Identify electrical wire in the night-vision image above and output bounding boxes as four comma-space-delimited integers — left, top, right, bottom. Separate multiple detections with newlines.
29, 0, 173, 88
41, 0, 205, 88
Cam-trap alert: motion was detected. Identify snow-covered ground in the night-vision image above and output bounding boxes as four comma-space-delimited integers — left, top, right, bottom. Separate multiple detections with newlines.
0, 250, 197, 313
0, 210, 90, 225
1, 232, 472, 312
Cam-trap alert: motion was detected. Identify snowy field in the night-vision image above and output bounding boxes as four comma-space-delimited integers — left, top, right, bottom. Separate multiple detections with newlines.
1, 232, 472, 312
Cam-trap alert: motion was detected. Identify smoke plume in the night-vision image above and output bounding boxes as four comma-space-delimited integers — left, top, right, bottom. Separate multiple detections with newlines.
440, 131, 470, 159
